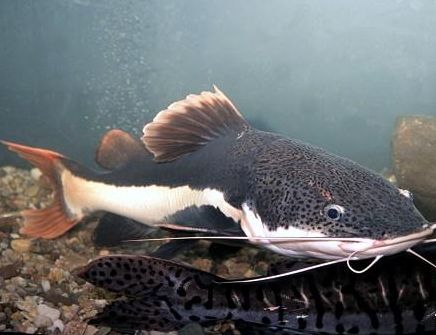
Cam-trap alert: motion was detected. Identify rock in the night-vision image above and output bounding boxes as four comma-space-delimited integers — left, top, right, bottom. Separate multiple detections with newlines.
223, 259, 251, 278
392, 116, 436, 220
42, 288, 77, 306
61, 304, 79, 321
41, 279, 51, 292
191, 258, 213, 272
63, 321, 88, 335
179, 323, 205, 335
2, 166, 15, 174
0, 260, 22, 279
98, 249, 110, 256
25, 326, 37, 334
49, 319, 64, 333
25, 185, 39, 197
2, 248, 20, 264
215, 264, 230, 277
48, 267, 69, 283
11, 276, 27, 287
83, 324, 99, 335
16, 296, 38, 311
94, 326, 111, 335
30, 168, 42, 180
11, 239, 32, 253
33, 314, 53, 328
36, 304, 60, 322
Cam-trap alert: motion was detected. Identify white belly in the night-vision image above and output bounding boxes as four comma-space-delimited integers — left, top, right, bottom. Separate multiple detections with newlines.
61, 169, 242, 225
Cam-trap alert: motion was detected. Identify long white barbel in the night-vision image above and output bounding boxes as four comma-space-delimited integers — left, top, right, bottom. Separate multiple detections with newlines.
216, 247, 436, 284
123, 236, 372, 243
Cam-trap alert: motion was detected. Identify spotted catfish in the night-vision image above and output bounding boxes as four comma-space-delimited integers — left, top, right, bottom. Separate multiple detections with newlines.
78, 250, 436, 334
2, 87, 433, 259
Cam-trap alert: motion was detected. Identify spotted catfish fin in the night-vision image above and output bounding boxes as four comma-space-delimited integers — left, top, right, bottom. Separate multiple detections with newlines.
92, 213, 156, 247
162, 205, 244, 236
77, 254, 219, 296
95, 129, 148, 170
78, 255, 224, 332
142, 86, 249, 162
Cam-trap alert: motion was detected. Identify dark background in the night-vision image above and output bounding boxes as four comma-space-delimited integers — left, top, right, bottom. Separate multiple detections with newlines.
1, 0, 436, 170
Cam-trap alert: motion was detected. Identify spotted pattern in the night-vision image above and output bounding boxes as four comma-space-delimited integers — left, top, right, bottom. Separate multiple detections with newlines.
228, 129, 428, 239
79, 251, 436, 334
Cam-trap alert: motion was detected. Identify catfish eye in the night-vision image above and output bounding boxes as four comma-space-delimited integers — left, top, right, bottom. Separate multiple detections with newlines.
324, 204, 344, 221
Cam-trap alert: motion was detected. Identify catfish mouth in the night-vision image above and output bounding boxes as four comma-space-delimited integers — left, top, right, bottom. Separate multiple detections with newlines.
261, 227, 434, 260
337, 227, 434, 259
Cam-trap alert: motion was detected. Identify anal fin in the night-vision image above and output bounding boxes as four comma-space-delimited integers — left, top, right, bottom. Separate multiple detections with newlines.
150, 239, 197, 259
92, 213, 155, 247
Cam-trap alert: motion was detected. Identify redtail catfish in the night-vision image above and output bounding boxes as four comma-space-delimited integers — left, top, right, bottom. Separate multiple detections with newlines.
2, 87, 433, 259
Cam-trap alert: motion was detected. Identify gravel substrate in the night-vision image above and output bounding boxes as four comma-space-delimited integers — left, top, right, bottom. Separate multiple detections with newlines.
0, 166, 274, 334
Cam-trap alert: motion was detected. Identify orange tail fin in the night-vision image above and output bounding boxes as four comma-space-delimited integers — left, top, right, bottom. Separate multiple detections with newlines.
1, 141, 79, 239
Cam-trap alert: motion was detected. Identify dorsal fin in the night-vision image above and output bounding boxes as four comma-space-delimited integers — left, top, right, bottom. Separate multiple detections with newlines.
96, 129, 147, 170
141, 86, 249, 162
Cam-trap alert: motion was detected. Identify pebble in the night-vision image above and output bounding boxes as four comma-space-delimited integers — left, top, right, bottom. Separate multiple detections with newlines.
11, 276, 27, 287
0, 261, 21, 279
2, 248, 20, 264
11, 239, 32, 253
41, 279, 51, 292
98, 249, 110, 256
0, 312, 6, 322
48, 267, 69, 283
25, 185, 39, 197
0, 241, 9, 250
93, 299, 108, 309
192, 258, 213, 272
2, 166, 15, 174
223, 260, 251, 278
94, 326, 111, 335
37, 304, 60, 322
63, 321, 88, 335
30, 168, 42, 180
33, 314, 53, 328
179, 323, 205, 335
25, 326, 37, 334
83, 324, 99, 335
49, 319, 65, 333
62, 304, 79, 321
16, 296, 39, 315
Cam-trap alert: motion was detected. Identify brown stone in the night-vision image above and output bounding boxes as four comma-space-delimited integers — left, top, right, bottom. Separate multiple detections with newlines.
10, 239, 32, 253
0, 260, 22, 279
392, 116, 436, 220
